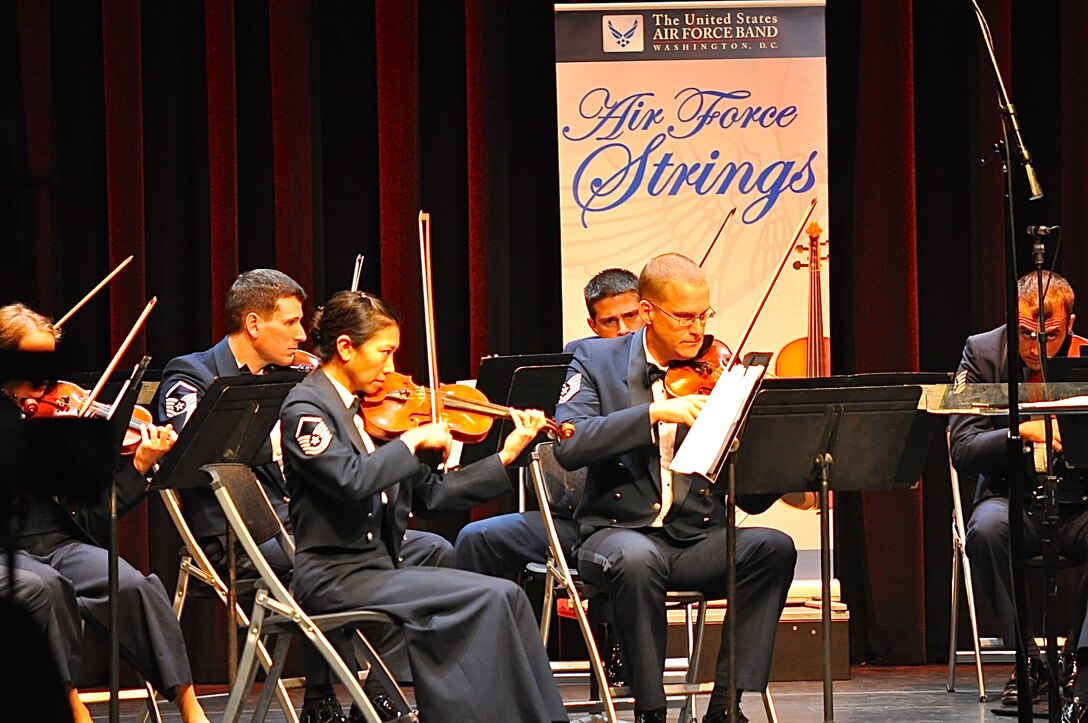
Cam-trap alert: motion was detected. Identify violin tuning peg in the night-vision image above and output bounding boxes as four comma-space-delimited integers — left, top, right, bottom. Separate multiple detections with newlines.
795, 244, 806, 253
792, 260, 806, 270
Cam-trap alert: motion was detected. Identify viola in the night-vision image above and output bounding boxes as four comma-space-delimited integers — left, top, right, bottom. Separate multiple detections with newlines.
21, 380, 154, 455
774, 220, 830, 378
663, 337, 733, 397
361, 371, 574, 444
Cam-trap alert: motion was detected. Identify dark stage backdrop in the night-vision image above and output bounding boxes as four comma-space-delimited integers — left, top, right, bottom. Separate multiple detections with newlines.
2, 0, 1086, 679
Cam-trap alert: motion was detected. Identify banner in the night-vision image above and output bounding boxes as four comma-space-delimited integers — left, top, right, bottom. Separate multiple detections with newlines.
555, 1, 831, 588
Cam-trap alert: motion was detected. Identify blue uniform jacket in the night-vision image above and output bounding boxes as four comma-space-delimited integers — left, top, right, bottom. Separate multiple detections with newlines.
280, 370, 510, 562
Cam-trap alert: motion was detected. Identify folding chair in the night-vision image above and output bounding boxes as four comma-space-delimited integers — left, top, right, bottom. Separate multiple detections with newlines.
946, 430, 989, 701
204, 462, 417, 723
529, 442, 778, 723
159, 488, 299, 721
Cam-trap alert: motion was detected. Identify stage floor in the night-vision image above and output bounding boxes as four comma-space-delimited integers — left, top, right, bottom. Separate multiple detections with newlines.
86, 663, 1044, 722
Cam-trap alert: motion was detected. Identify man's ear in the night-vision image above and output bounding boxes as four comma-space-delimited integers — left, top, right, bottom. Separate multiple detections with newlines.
587, 317, 599, 335
244, 311, 262, 339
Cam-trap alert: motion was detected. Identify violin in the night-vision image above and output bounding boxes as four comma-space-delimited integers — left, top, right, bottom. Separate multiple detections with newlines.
1027, 334, 1088, 384
361, 371, 574, 444
663, 337, 733, 397
21, 380, 154, 455
289, 349, 320, 372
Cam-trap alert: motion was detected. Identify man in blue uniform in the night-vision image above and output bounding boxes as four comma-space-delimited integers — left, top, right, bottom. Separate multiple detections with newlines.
553, 254, 796, 723
949, 271, 1088, 720
454, 267, 643, 579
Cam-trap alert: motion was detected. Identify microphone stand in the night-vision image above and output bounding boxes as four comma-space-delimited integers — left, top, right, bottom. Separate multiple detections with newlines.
969, 2, 1044, 721
1030, 232, 1063, 720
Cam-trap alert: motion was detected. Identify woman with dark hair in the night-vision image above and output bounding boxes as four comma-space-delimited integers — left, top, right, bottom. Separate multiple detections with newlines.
281, 291, 568, 723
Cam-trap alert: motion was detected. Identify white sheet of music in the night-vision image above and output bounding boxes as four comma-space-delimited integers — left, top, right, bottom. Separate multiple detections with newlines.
669, 363, 766, 478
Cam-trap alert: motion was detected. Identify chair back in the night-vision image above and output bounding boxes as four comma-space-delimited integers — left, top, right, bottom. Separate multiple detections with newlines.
203, 463, 292, 603
534, 441, 586, 518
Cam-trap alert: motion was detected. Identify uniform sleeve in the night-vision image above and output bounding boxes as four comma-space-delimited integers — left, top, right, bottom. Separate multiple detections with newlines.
552, 347, 654, 470
412, 454, 510, 512
949, 337, 1010, 476
281, 397, 421, 502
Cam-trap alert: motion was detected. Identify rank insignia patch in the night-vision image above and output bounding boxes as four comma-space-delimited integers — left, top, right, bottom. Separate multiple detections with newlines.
163, 381, 199, 421
295, 416, 333, 457
558, 373, 582, 404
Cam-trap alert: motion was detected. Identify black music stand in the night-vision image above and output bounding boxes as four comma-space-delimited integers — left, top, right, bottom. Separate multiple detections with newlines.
460, 353, 572, 468
729, 383, 943, 723
149, 371, 301, 678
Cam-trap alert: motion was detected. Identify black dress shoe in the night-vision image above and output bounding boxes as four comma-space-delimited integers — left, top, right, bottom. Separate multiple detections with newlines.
1002, 657, 1048, 706
633, 709, 666, 723
703, 708, 750, 723
1063, 698, 1088, 723
347, 695, 417, 722
300, 696, 347, 723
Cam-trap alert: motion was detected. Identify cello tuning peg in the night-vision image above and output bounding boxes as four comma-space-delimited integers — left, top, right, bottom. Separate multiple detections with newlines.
792, 260, 806, 270
795, 244, 806, 253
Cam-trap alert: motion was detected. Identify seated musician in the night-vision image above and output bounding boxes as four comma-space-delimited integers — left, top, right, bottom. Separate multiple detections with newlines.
563, 267, 643, 353
553, 254, 797, 723
279, 290, 568, 723
157, 269, 452, 581
949, 270, 1088, 719
454, 266, 644, 579
0, 303, 210, 723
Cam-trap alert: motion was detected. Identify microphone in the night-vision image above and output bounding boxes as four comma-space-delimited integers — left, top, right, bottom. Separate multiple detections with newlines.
1027, 225, 1058, 236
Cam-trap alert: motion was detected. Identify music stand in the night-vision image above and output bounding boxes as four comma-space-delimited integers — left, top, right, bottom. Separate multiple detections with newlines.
731, 382, 943, 723
1043, 357, 1088, 468
459, 353, 572, 468
150, 371, 303, 490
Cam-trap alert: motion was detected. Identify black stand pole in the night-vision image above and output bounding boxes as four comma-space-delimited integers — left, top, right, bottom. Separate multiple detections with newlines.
818, 452, 834, 723
1031, 234, 1063, 721
969, 2, 1044, 720
725, 440, 740, 723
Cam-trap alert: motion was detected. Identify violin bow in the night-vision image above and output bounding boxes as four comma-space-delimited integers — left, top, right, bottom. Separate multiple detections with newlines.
350, 254, 364, 292
725, 198, 818, 372
418, 211, 441, 424
698, 207, 737, 268
77, 297, 157, 417
54, 255, 134, 330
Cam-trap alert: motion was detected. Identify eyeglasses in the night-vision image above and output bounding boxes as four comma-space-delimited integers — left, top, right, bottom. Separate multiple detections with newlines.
646, 301, 715, 329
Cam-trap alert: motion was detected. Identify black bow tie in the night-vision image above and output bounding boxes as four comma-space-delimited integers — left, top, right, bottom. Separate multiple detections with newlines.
647, 364, 666, 386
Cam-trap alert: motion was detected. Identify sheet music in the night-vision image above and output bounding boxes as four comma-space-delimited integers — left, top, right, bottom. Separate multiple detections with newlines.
670, 363, 766, 478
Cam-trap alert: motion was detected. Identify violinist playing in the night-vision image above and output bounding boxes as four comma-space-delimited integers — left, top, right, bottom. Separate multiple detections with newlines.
0, 303, 210, 723
279, 290, 567, 723
949, 270, 1088, 719
553, 253, 797, 723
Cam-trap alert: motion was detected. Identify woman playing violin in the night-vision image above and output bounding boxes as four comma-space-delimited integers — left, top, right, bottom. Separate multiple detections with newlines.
0, 303, 209, 723
279, 290, 567, 723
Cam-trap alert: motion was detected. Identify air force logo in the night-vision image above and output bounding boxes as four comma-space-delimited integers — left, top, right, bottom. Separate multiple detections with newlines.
163, 381, 199, 421
603, 15, 643, 53
557, 373, 582, 404
295, 416, 333, 457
